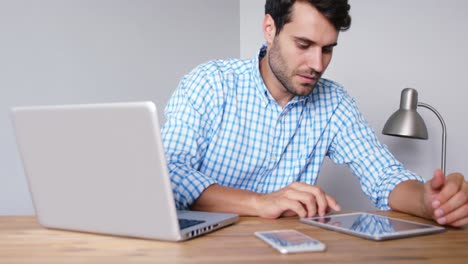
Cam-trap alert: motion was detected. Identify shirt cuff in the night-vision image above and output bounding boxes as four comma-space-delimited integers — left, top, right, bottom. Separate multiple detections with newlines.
168, 164, 217, 209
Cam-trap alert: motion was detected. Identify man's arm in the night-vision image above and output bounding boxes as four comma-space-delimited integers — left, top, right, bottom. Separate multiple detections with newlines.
388, 180, 429, 219
191, 182, 341, 219
326, 93, 425, 210
389, 169, 468, 227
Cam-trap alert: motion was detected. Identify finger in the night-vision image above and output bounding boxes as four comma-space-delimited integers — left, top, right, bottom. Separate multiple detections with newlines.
430, 169, 445, 191
436, 174, 464, 204
288, 181, 314, 191
288, 183, 331, 217
436, 189, 468, 217
325, 194, 341, 212
282, 209, 298, 217
280, 199, 308, 218
258, 192, 307, 219
451, 216, 468, 227
307, 188, 341, 216
435, 182, 468, 225
436, 203, 468, 226
309, 188, 328, 217
283, 189, 318, 217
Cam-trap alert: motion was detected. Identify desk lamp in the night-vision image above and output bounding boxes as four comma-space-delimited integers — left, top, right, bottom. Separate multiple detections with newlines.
382, 88, 446, 174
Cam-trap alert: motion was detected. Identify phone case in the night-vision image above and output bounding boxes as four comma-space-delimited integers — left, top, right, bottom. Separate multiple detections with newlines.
255, 229, 326, 254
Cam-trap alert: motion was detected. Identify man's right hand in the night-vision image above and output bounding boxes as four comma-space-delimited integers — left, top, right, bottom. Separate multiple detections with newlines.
191, 182, 340, 219
253, 182, 341, 219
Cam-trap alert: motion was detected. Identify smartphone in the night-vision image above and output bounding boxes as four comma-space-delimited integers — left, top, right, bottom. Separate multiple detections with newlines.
255, 229, 326, 254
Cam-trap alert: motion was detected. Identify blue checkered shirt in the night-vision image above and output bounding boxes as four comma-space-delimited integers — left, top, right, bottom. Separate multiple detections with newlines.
162, 46, 423, 211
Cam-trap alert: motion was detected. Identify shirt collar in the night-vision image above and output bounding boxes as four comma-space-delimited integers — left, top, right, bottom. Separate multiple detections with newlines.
252, 45, 271, 107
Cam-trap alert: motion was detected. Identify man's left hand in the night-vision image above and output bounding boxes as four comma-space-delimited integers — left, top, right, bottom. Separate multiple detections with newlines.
425, 169, 468, 227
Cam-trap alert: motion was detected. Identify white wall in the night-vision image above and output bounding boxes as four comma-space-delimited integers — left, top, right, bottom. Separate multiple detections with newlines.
0, 0, 239, 215
3, 0, 467, 215
240, 0, 468, 210
240, 0, 265, 61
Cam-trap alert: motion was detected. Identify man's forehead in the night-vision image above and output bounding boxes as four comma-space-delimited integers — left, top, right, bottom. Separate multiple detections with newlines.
284, 2, 339, 44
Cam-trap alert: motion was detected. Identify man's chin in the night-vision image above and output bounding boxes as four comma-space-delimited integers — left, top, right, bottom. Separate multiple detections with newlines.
294, 84, 316, 96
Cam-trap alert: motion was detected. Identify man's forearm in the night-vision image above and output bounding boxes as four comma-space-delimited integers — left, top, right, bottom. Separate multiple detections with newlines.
190, 184, 261, 216
190, 182, 342, 219
388, 180, 431, 219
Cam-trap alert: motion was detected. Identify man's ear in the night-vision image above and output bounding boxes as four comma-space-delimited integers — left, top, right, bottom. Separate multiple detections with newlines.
263, 14, 276, 45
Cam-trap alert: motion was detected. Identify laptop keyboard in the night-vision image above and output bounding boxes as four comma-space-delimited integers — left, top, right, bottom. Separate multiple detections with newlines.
179, 218, 206, 230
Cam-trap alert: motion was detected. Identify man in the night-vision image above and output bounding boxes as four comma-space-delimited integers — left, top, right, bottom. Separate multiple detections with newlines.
162, 0, 468, 226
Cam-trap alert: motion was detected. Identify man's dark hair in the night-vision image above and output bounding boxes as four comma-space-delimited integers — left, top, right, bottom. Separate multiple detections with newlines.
265, 0, 351, 34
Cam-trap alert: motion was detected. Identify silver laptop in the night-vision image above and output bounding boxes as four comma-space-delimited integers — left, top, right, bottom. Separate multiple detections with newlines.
11, 101, 238, 241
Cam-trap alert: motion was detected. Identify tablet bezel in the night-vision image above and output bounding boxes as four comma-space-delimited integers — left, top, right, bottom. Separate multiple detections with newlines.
300, 212, 445, 241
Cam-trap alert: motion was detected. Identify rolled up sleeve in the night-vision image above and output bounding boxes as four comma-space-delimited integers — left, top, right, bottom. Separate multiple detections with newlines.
328, 94, 424, 210
162, 66, 226, 209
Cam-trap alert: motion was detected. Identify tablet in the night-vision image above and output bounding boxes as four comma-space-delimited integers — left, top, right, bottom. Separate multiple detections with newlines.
300, 212, 445, 241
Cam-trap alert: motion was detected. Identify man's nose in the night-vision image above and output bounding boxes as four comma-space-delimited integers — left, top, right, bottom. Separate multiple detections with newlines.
306, 48, 324, 73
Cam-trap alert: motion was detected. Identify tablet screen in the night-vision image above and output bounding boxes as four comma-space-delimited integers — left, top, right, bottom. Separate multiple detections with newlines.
300, 212, 445, 240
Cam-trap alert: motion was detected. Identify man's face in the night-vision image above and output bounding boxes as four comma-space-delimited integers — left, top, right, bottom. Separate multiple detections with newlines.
267, 1, 339, 97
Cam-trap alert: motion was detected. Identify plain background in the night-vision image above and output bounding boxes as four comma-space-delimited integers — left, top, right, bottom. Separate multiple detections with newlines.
0, 0, 239, 215
2, 0, 468, 215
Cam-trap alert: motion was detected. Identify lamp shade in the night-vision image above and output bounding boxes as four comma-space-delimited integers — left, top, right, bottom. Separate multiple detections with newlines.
382, 88, 428, 139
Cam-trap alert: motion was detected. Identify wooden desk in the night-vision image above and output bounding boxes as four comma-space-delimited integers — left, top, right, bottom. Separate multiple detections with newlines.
1, 212, 467, 263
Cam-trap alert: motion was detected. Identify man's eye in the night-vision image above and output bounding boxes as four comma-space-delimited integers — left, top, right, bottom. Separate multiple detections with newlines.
296, 42, 309, 49
323, 47, 334, 54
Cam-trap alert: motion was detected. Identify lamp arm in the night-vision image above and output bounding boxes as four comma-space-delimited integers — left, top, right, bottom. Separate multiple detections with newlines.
417, 102, 447, 175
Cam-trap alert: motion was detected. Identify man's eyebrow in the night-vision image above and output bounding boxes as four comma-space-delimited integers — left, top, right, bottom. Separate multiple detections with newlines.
293, 36, 338, 47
